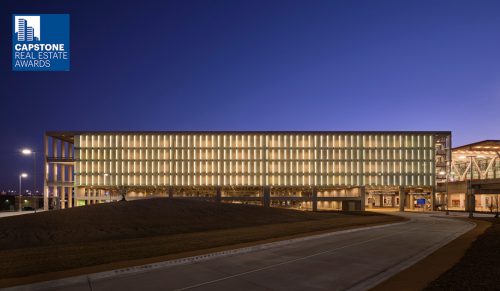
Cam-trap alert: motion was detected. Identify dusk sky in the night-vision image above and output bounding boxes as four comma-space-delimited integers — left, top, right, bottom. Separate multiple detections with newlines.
1, 0, 499, 190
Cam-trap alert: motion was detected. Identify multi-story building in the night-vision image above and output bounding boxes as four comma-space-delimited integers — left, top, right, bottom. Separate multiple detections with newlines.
444, 140, 500, 212
43, 131, 451, 211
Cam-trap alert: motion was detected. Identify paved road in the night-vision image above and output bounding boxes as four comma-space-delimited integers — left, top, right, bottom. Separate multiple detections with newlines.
9, 212, 474, 291
0, 210, 42, 218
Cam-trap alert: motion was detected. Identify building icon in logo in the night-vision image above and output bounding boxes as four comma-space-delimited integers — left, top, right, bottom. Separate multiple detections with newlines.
12, 14, 70, 71
15, 16, 40, 42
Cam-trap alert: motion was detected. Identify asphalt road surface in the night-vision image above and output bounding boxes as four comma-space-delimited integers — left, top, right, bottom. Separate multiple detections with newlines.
10, 212, 474, 291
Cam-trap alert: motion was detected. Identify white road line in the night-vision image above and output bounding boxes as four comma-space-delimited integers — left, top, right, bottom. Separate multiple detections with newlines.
3, 220, 411, 291
346, 219, 476, 291
175, 228, 412, 291
87, 220, 410, 281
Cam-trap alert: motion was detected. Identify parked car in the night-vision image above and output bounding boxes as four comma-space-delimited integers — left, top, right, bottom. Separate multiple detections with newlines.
22, 206, 35, 211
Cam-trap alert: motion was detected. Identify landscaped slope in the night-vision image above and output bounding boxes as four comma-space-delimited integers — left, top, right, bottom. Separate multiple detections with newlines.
0, 199, 402, 284
1, 198, 348, 249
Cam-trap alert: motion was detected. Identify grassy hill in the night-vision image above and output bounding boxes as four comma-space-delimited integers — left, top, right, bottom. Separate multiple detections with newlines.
2, 198, 356, 249
0, 199, 402, 285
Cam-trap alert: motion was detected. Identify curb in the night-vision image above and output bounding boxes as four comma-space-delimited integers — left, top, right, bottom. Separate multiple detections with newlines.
346, 219, 476, 291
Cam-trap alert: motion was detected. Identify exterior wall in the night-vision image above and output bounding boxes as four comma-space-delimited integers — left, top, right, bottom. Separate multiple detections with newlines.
451, 154, 499, 182
44, 135, 74, 210
74, 133, 438, 188
442, 141, 500, 212
448, 193, 500, 212
43, 131, 450, 211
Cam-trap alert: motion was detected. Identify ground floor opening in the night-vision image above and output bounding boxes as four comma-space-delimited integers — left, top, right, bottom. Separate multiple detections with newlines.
365, 186, 434, 211
57, 185, 440, 212
66, 186, 368, 212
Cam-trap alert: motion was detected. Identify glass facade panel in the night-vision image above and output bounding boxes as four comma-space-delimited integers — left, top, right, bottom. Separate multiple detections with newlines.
74, 132, 440, 188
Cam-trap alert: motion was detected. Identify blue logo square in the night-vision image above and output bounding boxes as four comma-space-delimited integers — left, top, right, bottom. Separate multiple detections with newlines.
12, 14, 70, 71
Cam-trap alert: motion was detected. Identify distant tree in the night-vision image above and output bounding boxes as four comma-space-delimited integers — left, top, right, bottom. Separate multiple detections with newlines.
119, 187, 127, 202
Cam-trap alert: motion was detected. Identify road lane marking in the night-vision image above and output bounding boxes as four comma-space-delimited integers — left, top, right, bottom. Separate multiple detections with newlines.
2, 220, 411, 291
175, 217, 474, 290
175, 228, 413, 290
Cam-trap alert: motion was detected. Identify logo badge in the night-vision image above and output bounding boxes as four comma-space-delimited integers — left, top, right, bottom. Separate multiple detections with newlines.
12, 14, 70, 71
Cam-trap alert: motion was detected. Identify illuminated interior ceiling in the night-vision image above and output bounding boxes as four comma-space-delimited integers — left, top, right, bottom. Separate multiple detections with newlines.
453, 140, 500, 160
451, 140, 500, 181
453, 140, 500, 153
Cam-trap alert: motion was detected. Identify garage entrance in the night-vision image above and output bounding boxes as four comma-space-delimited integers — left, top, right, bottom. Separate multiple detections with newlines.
366, 190, 400, 209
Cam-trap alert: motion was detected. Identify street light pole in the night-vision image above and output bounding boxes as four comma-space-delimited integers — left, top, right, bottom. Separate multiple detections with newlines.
33, 151, 36, 195
21, 149, 36, 196
445, 168, 449, 215
19, 176, 21, 211
19, 173, 28, 212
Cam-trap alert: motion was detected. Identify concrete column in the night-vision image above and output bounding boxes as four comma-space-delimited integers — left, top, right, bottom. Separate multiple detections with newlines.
410, 195, 415, 210
68, 164, 73, 208
43, 135, 49, 210
52, 139, 58, 209
75, 187, 84, 207
399, 187, 405, 212
360, 186, 366, 211
68, 143, 73, 208
312, 187, 318, 211
215, 186, 221, 203
379, 195, 384, 208
61, 166, 66, 209
430, 188, 435, 211
60, 188, 65, 209
464, 192, 468, 212
61, 141, 67, 209
263, 186, 270, 207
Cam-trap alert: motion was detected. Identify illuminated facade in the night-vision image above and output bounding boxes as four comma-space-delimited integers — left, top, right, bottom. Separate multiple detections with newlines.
43, 131, 451, 211
440, 140, 500, 212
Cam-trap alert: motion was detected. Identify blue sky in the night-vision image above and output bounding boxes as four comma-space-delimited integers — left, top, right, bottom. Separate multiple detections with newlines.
1, 0, 499, 190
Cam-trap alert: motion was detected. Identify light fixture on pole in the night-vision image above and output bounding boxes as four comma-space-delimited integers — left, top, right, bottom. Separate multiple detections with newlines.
21, 148, 37, 196
19, 173, 28, 212
446, 162, 450, 215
